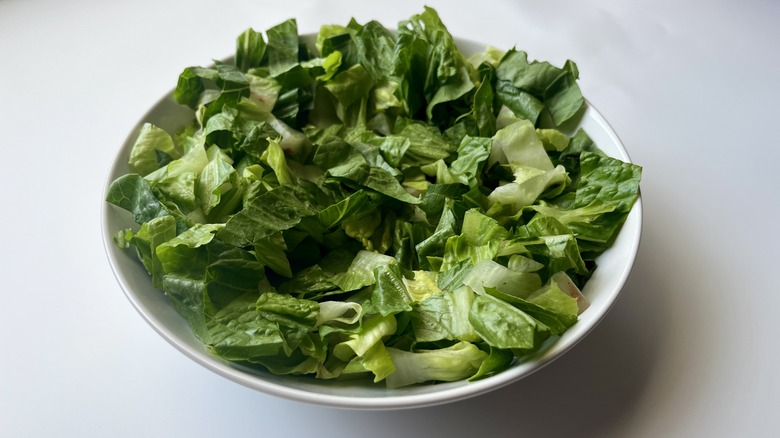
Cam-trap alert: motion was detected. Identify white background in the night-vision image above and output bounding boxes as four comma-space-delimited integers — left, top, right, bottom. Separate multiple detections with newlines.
2, 0, 778, 436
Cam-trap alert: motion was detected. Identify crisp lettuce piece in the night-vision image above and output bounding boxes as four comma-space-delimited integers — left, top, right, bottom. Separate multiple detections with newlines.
461, 208, 509, 246
507, 254, 545, 273
329, 250, 397, 292
495, 80, 545, 124
469, 294, 550, 351
418, 183, 467, 225
206, 294, 286, 360
440, 209, 509, 270
367, 263, 413, 316
495, 49, 584, 126
484, 284, 577, 336
385, 341, 487, 388
396, 7, 476, 122
515, 215, 589, 278
562, 152, 642, 252
316, 24, 348, 55
277, 264, 339, 298
323, 64, 374, 125
410, 286, 479, 343
468, 346, 514, 381
155, 223, 267, 308
156, 223, 224, 277
235, 28, 267, 72
463, 259, 542, 298
339, 208, 382, 249
248, 334, 324, 376
487, 118, 569, 212
126, 215, 177, 287
197, 145, 242, 220
260, 138, 295, 186
402, 270, 442, 302
207, 292, 319, 359
235, 98, 311, 158
326, 155, 421, 204
577, 151, 642, 212
472, 63, 498, 137
204, 244, 267, 308
253, 232, 292, 278
447, 136, 492, 186
128, 123, 180, 176
265, 19, 300, 77
488, 117, 546, 168
255, 291, 319, 355
106, 174, 172, 225
347, 20, 395, 82
316, 190, 375, 229
162, 276, 212, 339
342, 341, 396, 383
315, 301, 362, 328
144, 143, 209, 213
422, 135, 491, 187
487, 164, 567, 212
173, 63, 250, 121
537, 128, 570, 152
528, 281, 580, 323
333, 314, 397, 361
415, 208, 457, 270
468, 46, 505, 69
217, 186, 317, 247
395, 120, 457, 166
306, 51, 342, 82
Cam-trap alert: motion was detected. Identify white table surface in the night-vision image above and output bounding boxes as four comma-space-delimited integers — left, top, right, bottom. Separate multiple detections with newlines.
2, 0, 778, 436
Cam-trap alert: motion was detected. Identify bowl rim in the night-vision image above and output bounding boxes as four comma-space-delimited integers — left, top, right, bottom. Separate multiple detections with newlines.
101, 36, 643, 410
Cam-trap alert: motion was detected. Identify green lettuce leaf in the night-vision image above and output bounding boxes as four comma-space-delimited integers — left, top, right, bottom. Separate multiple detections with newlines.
468, 346, 514, 381
330, 250, 397, 292
495, 49, 584, 126
410, 286, 479, 343
217, 186, 318, 247
266, 19, 300, 77
207, 292, 318, 359
333, 313, 397, 361
162, 275, 211, 339
385, 341, 487, 388
326, 155, 421, 204
126, 215, 177, 287
469, 293, 550, 351
236, 28, 267, 72
368, 263, 413, 316
128, 123, 180, 176
106, 174, 172, 225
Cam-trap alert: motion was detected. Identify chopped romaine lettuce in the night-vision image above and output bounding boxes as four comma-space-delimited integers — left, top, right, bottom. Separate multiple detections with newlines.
106, 7, 641, 387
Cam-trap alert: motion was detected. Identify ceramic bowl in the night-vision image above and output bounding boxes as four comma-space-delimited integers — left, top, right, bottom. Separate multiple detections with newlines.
102, 35, 642, 409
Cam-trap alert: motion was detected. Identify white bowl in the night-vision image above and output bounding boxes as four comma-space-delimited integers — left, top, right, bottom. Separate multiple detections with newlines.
101, 35, 642, 409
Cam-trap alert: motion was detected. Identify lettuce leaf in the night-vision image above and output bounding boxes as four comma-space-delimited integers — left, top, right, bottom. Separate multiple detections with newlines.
217, 186, 317, 247
385, 341, 487, 388
495, 49, 584, 126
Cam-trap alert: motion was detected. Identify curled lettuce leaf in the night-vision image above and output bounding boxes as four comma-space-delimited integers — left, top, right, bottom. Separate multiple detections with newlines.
385, 341, 487, 388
